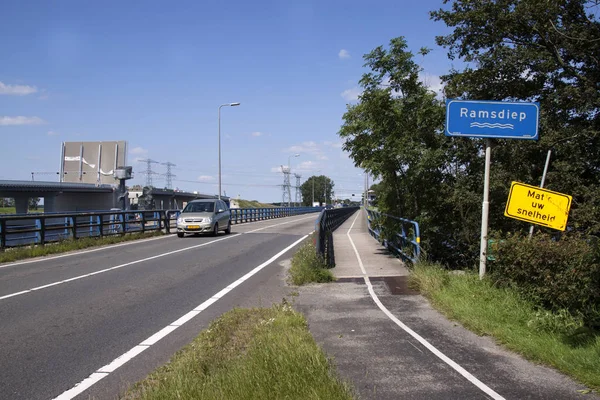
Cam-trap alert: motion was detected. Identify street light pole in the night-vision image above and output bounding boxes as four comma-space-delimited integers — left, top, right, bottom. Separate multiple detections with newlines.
312, 169, 321, 207
218, 102, 240, 199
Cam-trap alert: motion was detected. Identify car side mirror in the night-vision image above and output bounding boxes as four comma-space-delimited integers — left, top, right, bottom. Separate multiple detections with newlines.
218, 209, 224, 213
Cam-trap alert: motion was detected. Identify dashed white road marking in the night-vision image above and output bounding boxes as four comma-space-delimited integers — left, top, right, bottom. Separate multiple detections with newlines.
0, 215, 318, 302
346, 210, 505, 400
52, 234, 308, 400
0, 234, 239, 301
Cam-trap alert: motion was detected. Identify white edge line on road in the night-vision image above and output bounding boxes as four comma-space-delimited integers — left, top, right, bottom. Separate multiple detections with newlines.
0, 213, 318, 269
52, 233, 309, 400
0, 214, 318, 302
346, 211, 505, 400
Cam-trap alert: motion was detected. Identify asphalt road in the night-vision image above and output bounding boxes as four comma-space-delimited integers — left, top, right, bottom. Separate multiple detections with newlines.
0, 213, 318, 400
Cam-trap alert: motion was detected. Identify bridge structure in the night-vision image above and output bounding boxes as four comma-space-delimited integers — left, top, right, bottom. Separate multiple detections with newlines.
0, 180, 230, 214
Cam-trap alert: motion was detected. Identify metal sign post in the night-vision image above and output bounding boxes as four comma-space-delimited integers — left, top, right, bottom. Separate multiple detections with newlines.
529, 150, 552, 238
479, 139, 492, 279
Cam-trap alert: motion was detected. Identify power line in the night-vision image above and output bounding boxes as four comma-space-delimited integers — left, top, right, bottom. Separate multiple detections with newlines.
172, 178, 280, 188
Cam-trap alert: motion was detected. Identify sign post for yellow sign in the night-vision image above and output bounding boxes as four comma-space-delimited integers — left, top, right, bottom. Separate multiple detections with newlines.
504, 182, 572, 231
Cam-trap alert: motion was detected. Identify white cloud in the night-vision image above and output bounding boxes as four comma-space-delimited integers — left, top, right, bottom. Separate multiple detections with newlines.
341, 87, 361, 102
285, 141, 337, 163
338, 49, 350, 59
0, 116, 45, 126
47, 130, 59, 136
251, 131, 263, 137
198, 175, 214, 182
0, 81, 37, 96
324, 141, 343, 149
129, 146, 148, 155
297, 161, 316, 170
419, 73, 445, 99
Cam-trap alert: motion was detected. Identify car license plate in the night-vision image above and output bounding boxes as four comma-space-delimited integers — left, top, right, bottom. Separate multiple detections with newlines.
187, 225, 200, 229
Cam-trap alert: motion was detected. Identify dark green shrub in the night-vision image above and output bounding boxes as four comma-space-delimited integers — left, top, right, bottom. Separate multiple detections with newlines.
288, 239, 335, 286
490, 232, 600, 328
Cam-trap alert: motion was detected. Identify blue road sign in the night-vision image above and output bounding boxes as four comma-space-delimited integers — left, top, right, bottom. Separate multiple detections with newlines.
446, 99, 539, 140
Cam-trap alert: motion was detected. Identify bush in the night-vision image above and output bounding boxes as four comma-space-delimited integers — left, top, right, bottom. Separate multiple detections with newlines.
288, 239, 335, 286
490, 232, 600, 328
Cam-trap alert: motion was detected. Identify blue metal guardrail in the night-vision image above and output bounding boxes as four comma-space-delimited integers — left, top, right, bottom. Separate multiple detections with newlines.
315, 206, 360, 267
0, 206, 323, 249
365, 209, 421, 263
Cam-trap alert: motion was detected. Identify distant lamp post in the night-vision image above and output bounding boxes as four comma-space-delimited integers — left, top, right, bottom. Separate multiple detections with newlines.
288, 153, 300, 171
218, 102, 241, 199
312, 169, 321, 206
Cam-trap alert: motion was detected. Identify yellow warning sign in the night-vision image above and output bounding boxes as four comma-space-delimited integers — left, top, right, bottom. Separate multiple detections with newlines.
504, 182, 572, 231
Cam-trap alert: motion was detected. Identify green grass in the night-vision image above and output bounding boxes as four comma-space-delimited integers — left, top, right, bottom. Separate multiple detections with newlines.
236, 199, 278, 208
124, 303, 355, 400
0, 231, 163, 264
410, 262, 600, 390
288, 238, 335, 285
0, 207, 44, 215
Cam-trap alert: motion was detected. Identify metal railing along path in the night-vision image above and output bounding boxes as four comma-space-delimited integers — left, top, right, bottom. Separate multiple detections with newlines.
315, 207, 360, 267
365, 209, 420, 263
1, 206, 323, 249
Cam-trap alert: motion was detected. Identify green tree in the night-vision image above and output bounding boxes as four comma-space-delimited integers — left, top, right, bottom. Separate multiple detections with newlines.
340, 37, 483, 265
431, 0, 600, 234
300, 175, 334, 206
28, 197, 40, 210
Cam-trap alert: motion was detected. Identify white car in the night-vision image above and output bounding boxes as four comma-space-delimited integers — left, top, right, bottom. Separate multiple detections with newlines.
176, 199, 231, 237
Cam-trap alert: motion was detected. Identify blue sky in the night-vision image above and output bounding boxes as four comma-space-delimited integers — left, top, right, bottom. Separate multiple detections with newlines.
0, 0, 454, 202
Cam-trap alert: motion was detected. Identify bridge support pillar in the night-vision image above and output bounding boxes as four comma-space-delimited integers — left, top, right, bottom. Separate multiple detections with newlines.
44, 195, 56, 213
14, 195, 29, 214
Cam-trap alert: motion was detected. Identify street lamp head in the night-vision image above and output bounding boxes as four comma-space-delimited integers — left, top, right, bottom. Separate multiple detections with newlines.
293, 153, 300, 157
230, 102, 241, 106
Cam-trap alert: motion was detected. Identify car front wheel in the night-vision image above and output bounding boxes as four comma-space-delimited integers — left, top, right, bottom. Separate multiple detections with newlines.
177, 232, 184, 238
225, 221, 231, 234
212, 223, 219, 237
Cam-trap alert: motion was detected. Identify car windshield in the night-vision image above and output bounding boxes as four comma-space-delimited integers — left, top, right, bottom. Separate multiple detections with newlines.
183, 202, 215, 213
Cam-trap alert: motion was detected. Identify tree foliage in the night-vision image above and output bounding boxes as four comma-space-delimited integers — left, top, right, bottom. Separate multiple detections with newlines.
339, 2, 600, 267
340, 37, 481, 265
300, 175, 335, 206
28, 197, 40, 210
431, 0, 600, 234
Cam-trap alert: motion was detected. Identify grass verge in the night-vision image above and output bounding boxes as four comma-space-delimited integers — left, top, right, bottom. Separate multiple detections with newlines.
288, 237, 335, 285
410, 262, 600, 390
0, 231, 163, 264
0, 207, 44, 214
236, 199, 278, 208
124, 303, 355, 400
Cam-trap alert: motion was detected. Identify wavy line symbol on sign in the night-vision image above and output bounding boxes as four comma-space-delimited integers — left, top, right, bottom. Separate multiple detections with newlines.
470, 122, 514, 130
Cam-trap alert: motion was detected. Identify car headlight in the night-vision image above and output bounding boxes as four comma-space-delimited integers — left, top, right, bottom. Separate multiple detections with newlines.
177, 217, 183, 224
204, 217, 212, 223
